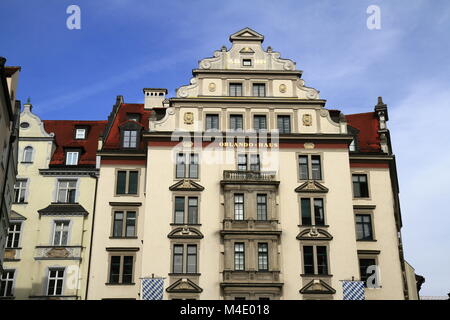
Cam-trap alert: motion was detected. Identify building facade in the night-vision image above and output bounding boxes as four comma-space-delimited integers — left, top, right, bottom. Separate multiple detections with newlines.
0, 101, 106, 299
0, 58, 20, 275
87, 28, 412, 300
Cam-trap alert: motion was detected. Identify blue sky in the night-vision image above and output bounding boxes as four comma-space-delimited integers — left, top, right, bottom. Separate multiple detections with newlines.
1, 0, 449, 296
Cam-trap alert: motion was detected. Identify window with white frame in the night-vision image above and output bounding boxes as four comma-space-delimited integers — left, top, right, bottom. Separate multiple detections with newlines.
237, 154, 260, 171
175, 153, 199, 179
22, 146, 33, 163
57, 180, 76, 203
172, 244, 198, 274
234, 194, 244, 220
47, 268, 64, 296
174, 196, 199, 224
13, 179, 27, 203
0, 270, 15, 297
258, 243, 269, 271
6, 222, 22, 248
234, 243, 245, 271
298, 154, 322, 180
256, 194, 268, 220
75, 128, 86, 139
123, 130, 137, 148
65, 151, 79, 165
252, 83, 266, 97
52, 221, 70, 246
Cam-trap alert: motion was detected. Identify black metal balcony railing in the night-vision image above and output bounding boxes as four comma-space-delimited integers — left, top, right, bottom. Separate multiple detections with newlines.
223, 170, 277, 182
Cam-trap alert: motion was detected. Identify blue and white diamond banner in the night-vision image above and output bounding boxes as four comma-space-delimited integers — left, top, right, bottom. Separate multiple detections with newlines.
342, 281, 365, 300
141, 278, 164, 300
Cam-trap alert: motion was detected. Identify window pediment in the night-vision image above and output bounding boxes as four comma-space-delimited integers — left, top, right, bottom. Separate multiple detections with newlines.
169, 179, 204, 192
296, 228, 333, 241
300, 279, 336, 294
295, 180, 329, 193
168, 227, 204, 239
166, 278, 203, 293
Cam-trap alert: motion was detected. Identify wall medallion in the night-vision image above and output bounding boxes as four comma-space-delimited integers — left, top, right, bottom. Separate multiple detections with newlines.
208, 82, 216, 92
303, 114, 312, 126
184, 112, 194, 125
279, 84, 287, 93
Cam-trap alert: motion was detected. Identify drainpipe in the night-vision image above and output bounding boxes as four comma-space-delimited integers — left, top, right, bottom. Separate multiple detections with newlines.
84, 170, 99, 300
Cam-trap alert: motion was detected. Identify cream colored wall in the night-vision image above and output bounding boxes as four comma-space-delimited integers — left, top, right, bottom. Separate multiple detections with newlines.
352, 167, 405, 300
405, 261, 418, 300
87, 164, 146, 300
4, 109, 96, 299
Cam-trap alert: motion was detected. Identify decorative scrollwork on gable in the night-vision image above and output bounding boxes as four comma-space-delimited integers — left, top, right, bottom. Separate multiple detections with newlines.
168, 227, 204, 239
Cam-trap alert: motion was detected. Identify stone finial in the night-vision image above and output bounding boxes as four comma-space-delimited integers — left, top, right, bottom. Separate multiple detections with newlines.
23, 97, 32, 112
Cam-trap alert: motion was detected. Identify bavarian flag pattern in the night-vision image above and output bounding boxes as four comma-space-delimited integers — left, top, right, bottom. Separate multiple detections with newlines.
142, 278, 164, 300
342, 281, 365, 300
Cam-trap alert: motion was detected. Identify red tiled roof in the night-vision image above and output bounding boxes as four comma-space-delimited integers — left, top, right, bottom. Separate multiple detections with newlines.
103, 103, 153, 150
346, 112, 381, 153
43, 120, 107, 166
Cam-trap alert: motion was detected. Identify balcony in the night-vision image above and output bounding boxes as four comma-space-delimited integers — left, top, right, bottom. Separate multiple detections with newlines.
221, 170, 279, 185
222, 270, 282, 284
221, 219, 280, 235
4, 248, 21, 261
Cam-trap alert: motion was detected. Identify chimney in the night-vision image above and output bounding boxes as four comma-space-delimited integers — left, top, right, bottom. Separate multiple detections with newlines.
143, 88, 168, 109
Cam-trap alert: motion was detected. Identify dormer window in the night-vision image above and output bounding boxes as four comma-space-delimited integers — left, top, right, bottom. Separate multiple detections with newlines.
66, 151, 79, 165
123, 130, 138, 148
75, 128, 86, 139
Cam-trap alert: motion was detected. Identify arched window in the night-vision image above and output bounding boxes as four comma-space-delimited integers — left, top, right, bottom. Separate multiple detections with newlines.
23, 146, 33, 163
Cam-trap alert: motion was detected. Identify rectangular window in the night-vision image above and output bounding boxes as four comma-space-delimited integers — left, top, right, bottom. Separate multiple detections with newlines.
75, 128, 86, 139
234, 194, 244, 220
311, 155, 322, 180
242, 59, 252, 67
116, 170, 139, 195
237, 154, 247, 171
176, 153, 199, 179
13, 179, 27, 203
174, 196, 198, 224
65, 151, 79, 165
187, 245, 197, 274
303, 246, 314, 275
256, 194, 268, 220
230, 114, 244, 130
359, 258, 376, 285
352, 174, 369, 198
316, 246, 328, 275
277, 115, 291, 134
252, 84, 266, 97
237, 154, 260, 171
6, 222, 21, 248
57, 180, 77, 203
53, 221, 70, 246
187, 197, 198, 224
258, 243, 269, 271
47, 268, 64, 296
301, 198, 312, 225
112, 211, 136, 237
123, 130, 137, 148
173, 245, 184, 273
298, 155, 309, 180
355, 214, 373, 240
349, 139, 356, 151
109, 255, 134, 284
253, 115, 267, 131
205, 114, 219, 130
298, 155, 322, 180
229, 83, 243, 97
314, 199, 325, 226
234, 243, 245, 271
0, 270, 15, 297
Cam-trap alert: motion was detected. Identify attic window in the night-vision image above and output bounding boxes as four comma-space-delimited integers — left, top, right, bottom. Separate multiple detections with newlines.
66, 150, 80, 165
123, 130, 138, 148
75, 128, 86, 139
349, 138, 356, 152
242, 59, 252, 67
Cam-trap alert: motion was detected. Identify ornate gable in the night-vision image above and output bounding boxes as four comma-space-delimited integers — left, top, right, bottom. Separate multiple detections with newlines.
300, 279, 336, 294
166, 278, 203, 293
296, 227, 333, 241
229, 27, 264, 42
169, 179, 205, 192
168, 227, 204, 239
295, 180, 329, 193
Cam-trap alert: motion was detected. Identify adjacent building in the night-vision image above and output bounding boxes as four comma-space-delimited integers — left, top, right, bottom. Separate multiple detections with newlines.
86, 28, 414, 300
0, 57, 21, 275
1, 101, 106, 299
